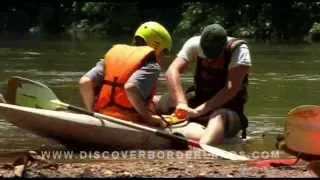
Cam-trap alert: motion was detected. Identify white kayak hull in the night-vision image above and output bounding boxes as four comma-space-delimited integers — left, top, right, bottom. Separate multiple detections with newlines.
0, 103, 173, 150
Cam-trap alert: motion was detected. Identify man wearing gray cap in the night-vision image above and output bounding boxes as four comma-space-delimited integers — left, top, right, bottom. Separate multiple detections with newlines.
160, 24, 252, 146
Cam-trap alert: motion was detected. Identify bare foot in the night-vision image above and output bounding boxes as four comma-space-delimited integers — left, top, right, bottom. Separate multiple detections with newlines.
0, 93, 6, 103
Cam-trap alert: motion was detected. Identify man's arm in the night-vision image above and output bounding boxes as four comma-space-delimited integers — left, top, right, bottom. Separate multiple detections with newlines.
165, 36, 200, 114
79, 60, 104, 112
192, 65, 249, 117
124, 82, 165, 127
79, 76, 96, 112
125, 56, 166, 128
165, 57, 190, 105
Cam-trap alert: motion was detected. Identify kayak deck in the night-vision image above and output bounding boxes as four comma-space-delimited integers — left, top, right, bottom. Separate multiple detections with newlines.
0, 103, 174, 150
0, 103, 249, 150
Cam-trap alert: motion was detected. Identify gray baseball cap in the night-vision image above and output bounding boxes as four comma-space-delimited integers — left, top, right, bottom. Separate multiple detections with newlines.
200, 24, 227, 59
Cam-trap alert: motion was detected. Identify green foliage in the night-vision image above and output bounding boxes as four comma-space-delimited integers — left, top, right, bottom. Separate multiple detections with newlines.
1, 1, 320, 43
173, 2, 225, 44
309, 22, 320, 42
67, 2, 140, 40
81, 2, 102, 16
234, 25, 257, 38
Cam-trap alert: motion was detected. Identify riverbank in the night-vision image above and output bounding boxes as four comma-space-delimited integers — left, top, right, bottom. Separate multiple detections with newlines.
0, 150, 316, 178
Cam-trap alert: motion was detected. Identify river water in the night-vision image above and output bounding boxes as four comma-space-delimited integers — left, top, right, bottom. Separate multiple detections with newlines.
0, 39, 319, 156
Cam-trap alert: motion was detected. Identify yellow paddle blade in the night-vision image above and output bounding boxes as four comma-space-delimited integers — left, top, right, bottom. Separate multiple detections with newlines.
6, 76, 63, 110
151, 114, 187, 125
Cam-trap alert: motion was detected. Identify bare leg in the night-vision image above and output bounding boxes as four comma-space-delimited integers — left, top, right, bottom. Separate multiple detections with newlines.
199, 109, 241, 146
199, 112, 225, 145
171, 122, 206, 140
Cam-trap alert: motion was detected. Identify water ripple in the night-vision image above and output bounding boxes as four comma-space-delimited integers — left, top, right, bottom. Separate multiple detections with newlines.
21, 51, 41, 56
7, 56, 37, 60
257, 73, 320, 81
272, 74, 320, 81
4, 69, 84, 76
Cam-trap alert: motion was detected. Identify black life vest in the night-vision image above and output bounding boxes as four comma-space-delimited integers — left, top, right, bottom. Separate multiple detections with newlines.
190, 38, 249, 138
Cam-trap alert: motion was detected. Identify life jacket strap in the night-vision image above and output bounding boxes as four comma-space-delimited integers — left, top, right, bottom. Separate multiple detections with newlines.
102, 78, 124, 88
102, 77, 135, 111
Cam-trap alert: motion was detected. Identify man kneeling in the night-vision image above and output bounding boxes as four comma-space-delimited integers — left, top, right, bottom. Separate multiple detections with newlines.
157, 24, 252, 146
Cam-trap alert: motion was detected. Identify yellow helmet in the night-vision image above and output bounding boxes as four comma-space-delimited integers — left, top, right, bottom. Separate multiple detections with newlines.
134, 21, 172, 55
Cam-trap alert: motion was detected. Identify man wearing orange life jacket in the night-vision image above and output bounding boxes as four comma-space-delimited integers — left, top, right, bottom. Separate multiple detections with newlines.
79, 21, 172, 128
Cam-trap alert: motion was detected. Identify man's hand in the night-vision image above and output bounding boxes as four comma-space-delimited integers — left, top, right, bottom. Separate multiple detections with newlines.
175, 103, 199, 119
190, 103, 207, 118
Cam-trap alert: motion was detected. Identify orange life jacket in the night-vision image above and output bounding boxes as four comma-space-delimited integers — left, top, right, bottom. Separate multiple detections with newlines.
94, 44, 156, 121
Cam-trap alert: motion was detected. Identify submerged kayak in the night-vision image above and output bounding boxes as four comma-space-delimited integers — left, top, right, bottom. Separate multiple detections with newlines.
0, 103, 175, 150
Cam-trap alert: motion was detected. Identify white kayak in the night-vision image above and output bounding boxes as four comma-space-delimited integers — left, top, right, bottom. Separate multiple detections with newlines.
0, 76, 257, 161
0, 103, 175, 150
0, 103, 250, 150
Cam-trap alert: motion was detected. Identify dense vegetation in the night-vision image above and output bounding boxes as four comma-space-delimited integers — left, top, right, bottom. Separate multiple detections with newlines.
1, 1, 319, 43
